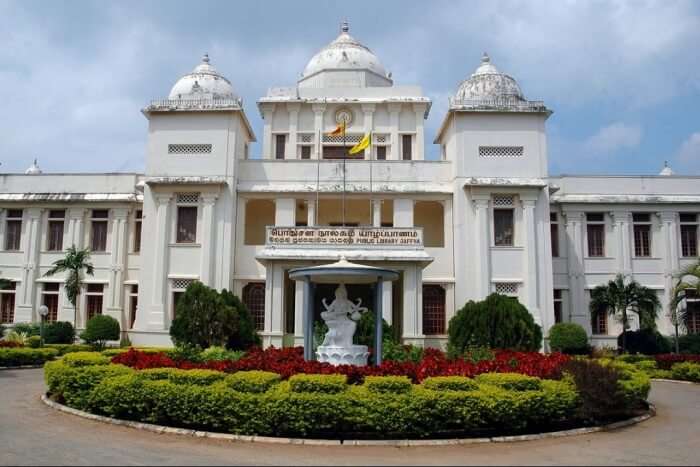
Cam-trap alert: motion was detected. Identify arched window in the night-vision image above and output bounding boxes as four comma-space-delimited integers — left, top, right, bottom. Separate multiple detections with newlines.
422, 284, 446, 335
243, 282, 266, 331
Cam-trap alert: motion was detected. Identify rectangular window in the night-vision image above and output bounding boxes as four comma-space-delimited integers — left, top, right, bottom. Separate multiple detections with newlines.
401, 134, 412, 161
176, 206, 197, 243
90, 210, 108, 252
632, 213, 652, 257
494, 209, 514, 246
680, 213, 698, 257
0, 282, 16, 324
275, 134, 286, 160
550, 212, 559, 257
376, 145, 387, 160
686, 293, 700, 334
47, 210, 65, 251
4, 209, 23, 251
553, 289, 563, 324
592, 310, 608, 335
586, 213, 605, 257
129, 285, 138, 329
42, 283, 60, 322
85, 284, 103, 322
300, 145, 311, 159
422, 285, 446, 335
133, 210, 142, 253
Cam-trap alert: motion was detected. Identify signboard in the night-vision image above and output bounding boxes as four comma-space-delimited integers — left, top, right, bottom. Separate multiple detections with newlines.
266, 226, 423, 248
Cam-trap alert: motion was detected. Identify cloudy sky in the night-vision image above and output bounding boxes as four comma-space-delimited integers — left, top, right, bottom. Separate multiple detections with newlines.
1, 0, 699, 175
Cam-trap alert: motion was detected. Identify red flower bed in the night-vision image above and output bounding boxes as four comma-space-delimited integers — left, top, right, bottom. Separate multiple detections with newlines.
0, 341, 23, 348
654, 353, 700, 370
112, 347, 570, 383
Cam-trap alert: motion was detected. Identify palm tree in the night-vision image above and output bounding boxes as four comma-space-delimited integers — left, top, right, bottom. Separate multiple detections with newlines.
669, 261, 700, 353
590, 274, 661, 353
44, 245, 94, 329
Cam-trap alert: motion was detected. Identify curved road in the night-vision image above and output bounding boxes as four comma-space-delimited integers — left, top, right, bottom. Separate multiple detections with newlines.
1, 368, 698, 466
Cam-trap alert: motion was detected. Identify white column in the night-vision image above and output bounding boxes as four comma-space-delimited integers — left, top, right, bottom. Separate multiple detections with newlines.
275, 198, 296, 227
16, 208, 42, 322
413, 104, 425, 161
312, 104, 325, 160
306, 199, 316, 227
402, 266, 418, 341
521, 197, 540, 324
269, 264, 284, 347
66, 208, 86, 249
382, 279, 392, 324
473, 197, 490, 298
261, 105, 275, 159
287, 103, 300, 159
393, 199, 414, 227
564, 210, 588, 332
372, 199, 382, 227
199, 193, 218, 286
612, 211, 632, 276
148, 194, 171, 330
105, 208, 129, 328
388, 103, 402, 160
362, 104, 375, 160
659, 211, 678, 325
294, 280, 304, 346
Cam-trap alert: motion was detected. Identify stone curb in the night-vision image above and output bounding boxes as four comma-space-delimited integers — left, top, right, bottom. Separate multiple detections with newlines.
651, 378, 699, 385
0, 365, 45, 370
41, 395, 656, 447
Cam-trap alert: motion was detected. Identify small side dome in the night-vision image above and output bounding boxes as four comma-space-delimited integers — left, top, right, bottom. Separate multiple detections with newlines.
659, 161, 675, 176
25, 158, 42, 175
168, 54, 237, 100
454, 53, 524, 101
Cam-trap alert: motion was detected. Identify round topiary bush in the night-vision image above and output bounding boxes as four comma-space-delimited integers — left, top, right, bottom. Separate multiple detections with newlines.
447, 293, 542, 356
548, 323, 589, 354
618, 329, 671, 355
80, 315, 120, 350
44, 321, 75, 344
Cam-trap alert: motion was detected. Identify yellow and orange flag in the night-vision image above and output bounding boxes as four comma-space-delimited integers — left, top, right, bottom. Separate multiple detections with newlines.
328, 121, 346, 137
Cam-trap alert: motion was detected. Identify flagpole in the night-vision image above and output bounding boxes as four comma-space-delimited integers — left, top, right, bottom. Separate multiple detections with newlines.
368, 132, 372, 227
315, 129, 321, 226
343, 123, 346, 227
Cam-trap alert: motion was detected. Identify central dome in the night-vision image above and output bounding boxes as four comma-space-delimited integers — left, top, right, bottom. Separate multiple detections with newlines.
299, 22, 392, 88
168, 54, 237, 100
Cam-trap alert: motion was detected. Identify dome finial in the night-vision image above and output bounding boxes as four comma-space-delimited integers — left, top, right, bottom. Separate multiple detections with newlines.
482, 52, 490, 63
341, 20, 349, 33
25, 158, 42, 175
202, 53, 210, 64
659, 160, 675, 176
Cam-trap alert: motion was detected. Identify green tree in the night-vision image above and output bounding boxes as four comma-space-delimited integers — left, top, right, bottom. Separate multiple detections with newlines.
80, 315, 120, 350
589, 274, 660, 353
447, 293, 542, 356
220, 289, 261, 349
669, 261, 700, 353
169, 281, 239, 349
43, 245, 94, 329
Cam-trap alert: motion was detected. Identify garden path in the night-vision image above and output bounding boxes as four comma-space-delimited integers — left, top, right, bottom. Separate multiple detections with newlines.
0, 368, 698, 466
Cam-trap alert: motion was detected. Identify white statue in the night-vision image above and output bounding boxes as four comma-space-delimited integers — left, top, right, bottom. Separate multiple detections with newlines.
316, 284, 370, 366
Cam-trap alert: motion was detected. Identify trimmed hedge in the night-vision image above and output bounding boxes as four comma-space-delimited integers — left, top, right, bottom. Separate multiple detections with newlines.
62, 352, 110, 367
138, 368, 226, 386
422, 376, 478, 392
225, 371, 280, 393
0, 348, 58, 367
475, 372, 542, 391
44, 358, 586, 438
288, 374, 347, 394
363, 376, 413, 394
44, 344, 93, 356
548, 323, 589, 354
671, 362, 700, 383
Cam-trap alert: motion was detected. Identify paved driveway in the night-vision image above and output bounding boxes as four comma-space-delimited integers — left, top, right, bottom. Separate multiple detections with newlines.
1, 368, 698, 466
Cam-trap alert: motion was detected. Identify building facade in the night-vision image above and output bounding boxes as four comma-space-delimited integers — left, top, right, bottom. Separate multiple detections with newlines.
1, 24, 699, 348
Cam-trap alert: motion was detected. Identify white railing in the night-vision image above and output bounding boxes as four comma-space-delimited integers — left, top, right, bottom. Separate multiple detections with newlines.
449, 97, 547, 112
145, 98, 242, 111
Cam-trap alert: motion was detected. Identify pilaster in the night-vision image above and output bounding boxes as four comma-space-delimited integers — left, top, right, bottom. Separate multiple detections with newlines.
66, 208, 86, 249
16, 208, 43, 322
362, 103, 375, 160
312, 104, 326, 160
611, 211, 633, 276
372, 199, 382, 227
105, 208, 129, 328
199, 193, 218, 286
562, 210, 588, 331
286, 103, 301, 159
473, 197, 490, 298
306, 199, 316, 227
521, 197, 540, 324
147, 194, 171, 330
261, 105, 275, 160
413, 104, 425, 161
388, 103, 402, 160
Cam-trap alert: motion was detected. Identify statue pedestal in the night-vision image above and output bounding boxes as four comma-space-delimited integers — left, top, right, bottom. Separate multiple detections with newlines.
316, 345, 369, 366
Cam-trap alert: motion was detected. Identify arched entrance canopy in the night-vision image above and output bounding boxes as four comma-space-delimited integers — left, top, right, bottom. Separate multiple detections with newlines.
289, 257, 399, 365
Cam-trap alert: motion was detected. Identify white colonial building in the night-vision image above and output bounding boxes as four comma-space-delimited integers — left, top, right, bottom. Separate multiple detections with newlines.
1, 23, 699, 348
